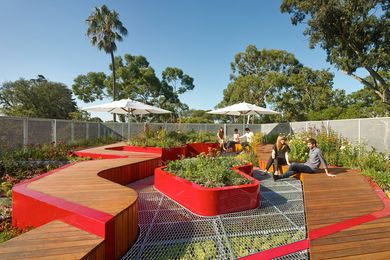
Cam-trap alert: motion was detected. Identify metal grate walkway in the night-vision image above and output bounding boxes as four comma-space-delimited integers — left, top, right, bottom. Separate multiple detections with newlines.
122, 170, 308, 259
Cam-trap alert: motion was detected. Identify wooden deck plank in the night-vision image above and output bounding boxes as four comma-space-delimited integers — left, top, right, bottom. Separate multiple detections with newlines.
302, 167, 386, 259
255, 144, 389, 259
27, 156, 159, 215
0, 221, 104, 260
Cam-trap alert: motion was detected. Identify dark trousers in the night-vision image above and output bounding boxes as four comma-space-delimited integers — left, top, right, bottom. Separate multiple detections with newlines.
226, 141, 238, 149
265, 156, 287, 172
279, 163, 314, 179
241, 142, 251, 151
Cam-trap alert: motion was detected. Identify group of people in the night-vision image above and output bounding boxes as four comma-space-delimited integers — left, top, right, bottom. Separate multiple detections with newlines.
217, 127, 254, 153
264, 136, 336, 180
217, 127, 336, 180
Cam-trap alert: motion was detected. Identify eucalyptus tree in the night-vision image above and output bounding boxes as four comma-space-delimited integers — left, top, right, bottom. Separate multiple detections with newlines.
86, 5, 127, 121
0, 78, 77, 119
223, 46, 302, 108
281, 0, 390, 104
72, 54, 195, 122
220, 46, 338, 122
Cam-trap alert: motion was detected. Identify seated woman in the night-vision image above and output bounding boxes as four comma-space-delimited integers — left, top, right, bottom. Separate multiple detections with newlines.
216, 127, 226, 153
226, 129, 240, 151
264, 136, 291, 175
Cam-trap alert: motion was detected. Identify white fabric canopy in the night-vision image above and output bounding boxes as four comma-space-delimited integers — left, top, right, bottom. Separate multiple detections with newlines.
207, 102, 280, 116
82, 99, 171, 115
207, 102, 280, 131
82, 99, 171, 140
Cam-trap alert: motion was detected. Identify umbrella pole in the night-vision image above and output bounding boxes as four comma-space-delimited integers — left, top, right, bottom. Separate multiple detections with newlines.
127, 111, 130, 142
242, 116, 245, 133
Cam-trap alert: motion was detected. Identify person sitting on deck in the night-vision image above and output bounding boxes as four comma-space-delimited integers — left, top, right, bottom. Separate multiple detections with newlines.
273, 138, 336, 181
216, 127, 226, 153
239, 128, 254, 152
226, 129, 240, 151
264, 135, 291, 175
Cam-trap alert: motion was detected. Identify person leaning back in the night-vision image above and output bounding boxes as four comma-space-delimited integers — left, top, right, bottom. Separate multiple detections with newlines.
273, 138, 336, 181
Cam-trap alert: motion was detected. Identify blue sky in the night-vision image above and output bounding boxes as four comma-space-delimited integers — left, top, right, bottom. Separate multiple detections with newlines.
0, 0, 366, 120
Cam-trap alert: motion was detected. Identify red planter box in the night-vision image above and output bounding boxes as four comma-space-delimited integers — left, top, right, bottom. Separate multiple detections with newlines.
106, 143, 219, 162
186, 142, 220, 157
115, 145, 187, 162
154, 164, 260, 216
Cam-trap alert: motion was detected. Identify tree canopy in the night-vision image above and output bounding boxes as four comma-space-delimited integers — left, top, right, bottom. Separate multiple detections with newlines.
281, 0, 390, 103
72, 53, 195, 122
220, 46, 338, 122
0, 77, 77, 119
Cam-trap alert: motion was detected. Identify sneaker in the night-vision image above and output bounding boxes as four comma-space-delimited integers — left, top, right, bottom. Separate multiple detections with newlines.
272, 173, 279, 182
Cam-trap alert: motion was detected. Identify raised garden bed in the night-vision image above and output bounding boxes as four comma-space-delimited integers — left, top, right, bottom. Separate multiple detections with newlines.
106, 143, 219, 162
154, 162, 259, 216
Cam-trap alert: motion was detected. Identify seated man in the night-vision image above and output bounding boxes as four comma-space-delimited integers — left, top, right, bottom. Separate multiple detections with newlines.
273, 138, 336, 181
239, 128, 254, 152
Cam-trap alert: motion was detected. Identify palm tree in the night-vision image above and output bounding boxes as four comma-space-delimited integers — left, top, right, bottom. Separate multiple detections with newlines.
86, 5, 127, 121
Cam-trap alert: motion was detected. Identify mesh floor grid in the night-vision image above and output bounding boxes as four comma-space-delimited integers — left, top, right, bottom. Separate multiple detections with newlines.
122, 173, 308, 259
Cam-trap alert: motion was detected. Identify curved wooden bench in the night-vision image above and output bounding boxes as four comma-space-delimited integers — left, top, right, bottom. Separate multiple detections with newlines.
9, 142, 161, 259
0, 220, 104, 260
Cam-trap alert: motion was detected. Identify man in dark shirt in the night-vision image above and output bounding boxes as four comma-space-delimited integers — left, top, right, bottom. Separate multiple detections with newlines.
273, 138, 336, 181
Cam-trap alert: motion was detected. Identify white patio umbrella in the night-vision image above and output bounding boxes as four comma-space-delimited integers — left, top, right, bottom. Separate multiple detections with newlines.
207, 102, 280, 131
82, 99, 172, 139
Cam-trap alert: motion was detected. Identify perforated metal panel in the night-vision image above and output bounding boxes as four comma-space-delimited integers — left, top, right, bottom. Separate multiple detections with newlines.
56, 120, 72, 143
2, 115, 388, 154
122, 171, 307, 259
0, 116, 24, 148
27, 119, 52, 144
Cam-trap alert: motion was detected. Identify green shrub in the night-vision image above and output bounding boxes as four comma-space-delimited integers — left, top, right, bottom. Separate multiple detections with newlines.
287, 127, 390, 196
0, 136, 119, 182
165, 154, 252, 188
0, 219, 31, 243
262, 133, 279, 144
236, 152, 259, 167
287, 134, 308, 162
129, 129, 216, 148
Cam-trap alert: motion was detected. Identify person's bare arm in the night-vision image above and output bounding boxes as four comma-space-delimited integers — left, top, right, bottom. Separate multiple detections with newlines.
285, 152, 291, 165
324, 168, 336, 177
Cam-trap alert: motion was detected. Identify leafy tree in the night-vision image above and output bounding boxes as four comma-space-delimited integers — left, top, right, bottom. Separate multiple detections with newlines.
230, 45, 302, 80
181, 109, 214, 123
339, 86, 390, 118
72, 54, 195, 122
0, 78, 77, 119
220, 46, 337, 121
68, 110, 103, 122
271, 67, 336, 121
281, 0, 390, 103
220, 75, 266, 108
72, 72, 106, 103
162, 67, 195, 94
86, 5, 127, 120
160, 67, 194, 118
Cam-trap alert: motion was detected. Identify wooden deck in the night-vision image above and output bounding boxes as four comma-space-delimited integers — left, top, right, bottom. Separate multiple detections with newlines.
256, 144, 390, 259
3, 142, 390, 259
303, 171, 390, 259
7, 142, 161, 259
0, 220, 104, 260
